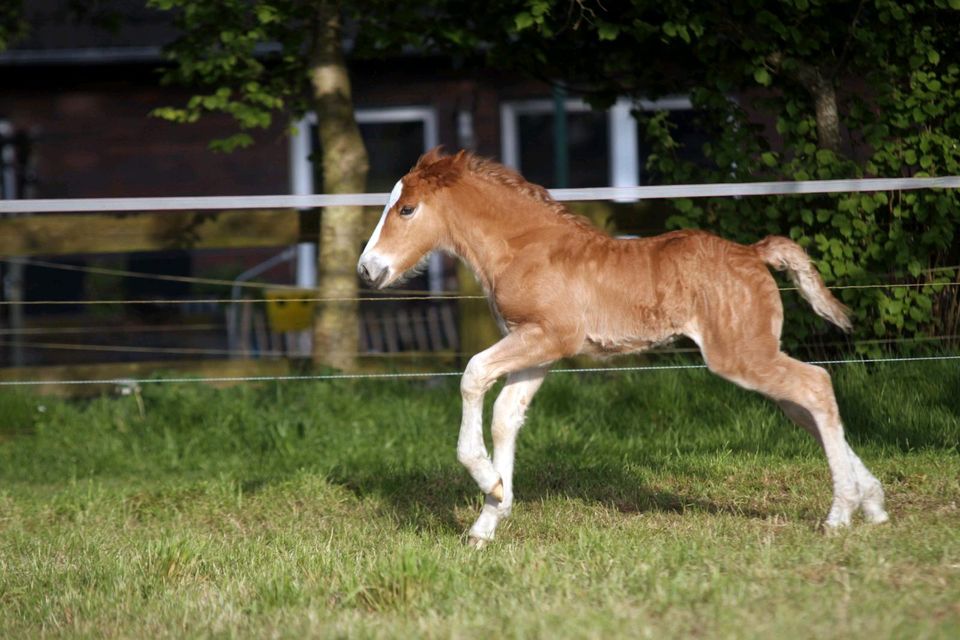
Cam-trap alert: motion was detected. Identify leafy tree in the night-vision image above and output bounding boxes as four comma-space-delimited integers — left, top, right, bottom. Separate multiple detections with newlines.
148, 0, 374, 370
647, 0, 960, 354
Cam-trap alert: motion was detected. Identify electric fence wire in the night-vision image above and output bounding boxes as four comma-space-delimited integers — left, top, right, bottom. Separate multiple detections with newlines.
1, 354, 958, 388
0, 254, 956, 307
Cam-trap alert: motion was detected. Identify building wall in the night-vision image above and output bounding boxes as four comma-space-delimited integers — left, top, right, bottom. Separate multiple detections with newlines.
0, 65, 289, 198
351, 59, 546, 161
0, 59, 556, 200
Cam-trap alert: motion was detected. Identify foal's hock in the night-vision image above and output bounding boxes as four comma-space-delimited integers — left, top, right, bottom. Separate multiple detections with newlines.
358, 148, 888, 546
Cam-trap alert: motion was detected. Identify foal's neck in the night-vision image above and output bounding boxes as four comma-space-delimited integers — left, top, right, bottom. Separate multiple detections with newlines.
442, 175, 577, 293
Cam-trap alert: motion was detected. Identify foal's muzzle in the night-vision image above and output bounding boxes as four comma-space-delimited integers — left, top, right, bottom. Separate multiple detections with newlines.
357, 255, 389, 289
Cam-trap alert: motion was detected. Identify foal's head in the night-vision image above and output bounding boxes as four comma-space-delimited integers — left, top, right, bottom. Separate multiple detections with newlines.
357, 148, 464, 289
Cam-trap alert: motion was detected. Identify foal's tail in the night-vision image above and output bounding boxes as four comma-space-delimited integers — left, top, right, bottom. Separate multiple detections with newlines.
754, 236, 853, 332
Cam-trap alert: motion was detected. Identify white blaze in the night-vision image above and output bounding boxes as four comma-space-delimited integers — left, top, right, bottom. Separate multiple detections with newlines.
361, 180, 403, 259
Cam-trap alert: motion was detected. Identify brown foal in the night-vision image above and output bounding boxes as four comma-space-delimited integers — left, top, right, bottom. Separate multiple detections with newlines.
358, 148, 887, 546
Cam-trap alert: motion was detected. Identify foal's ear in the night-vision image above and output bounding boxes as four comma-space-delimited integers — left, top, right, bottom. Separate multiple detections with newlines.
414, 146, 468, 187
416, 146, 447, 168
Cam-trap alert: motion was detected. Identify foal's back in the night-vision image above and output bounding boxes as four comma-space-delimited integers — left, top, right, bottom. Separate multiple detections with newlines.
529, 227, 784, 358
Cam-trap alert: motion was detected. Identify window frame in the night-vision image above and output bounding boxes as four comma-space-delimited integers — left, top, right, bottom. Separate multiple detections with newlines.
499, 96, 694, 191
291, 105, 440, 197
289, 105, 442, 290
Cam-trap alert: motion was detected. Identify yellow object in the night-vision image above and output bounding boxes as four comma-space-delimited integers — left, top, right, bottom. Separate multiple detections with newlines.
265, 289, 316, 332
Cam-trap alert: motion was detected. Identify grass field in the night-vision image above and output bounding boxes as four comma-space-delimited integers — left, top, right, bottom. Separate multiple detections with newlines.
1, 360, 958, 639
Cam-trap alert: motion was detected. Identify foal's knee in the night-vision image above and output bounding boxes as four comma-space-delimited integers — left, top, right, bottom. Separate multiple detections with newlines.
460, 355, 491, 402
456, 445, 482, 468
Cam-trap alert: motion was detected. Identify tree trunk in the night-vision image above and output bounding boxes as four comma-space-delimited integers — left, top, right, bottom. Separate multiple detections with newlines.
795, 64, 843, 153
309, 2, 369, 370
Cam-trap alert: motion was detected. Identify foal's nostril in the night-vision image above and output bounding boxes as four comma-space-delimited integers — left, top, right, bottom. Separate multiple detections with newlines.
358, 263, 370, 283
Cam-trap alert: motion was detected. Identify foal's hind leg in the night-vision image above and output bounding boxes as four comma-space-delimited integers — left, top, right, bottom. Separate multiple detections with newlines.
700, 339, 886, 527
845, 443, 888, 523
778, 399, 888, 524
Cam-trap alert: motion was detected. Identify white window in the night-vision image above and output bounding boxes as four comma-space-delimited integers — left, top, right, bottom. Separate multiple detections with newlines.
291, 106, 439, 194
500, 96, 696, 191
289, 106, 442, 289
356, 107, 439, 191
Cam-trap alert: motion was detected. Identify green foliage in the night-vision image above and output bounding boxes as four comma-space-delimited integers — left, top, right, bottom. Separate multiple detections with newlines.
136, 1, 960, 350
0, 0, 26, 52
645, 1, 960, 353
145, 0, 457, 152
146, 0, 320, 151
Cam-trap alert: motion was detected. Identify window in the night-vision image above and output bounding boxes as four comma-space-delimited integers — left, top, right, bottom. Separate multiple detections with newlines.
292, 106, 438, 194
290, 106, 442, 291
500, 96, 701, 191
501, 99, 609, 188
355, 107, 439, 191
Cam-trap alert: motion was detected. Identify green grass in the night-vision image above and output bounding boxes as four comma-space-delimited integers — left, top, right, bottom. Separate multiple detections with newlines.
1, 361, 958, 638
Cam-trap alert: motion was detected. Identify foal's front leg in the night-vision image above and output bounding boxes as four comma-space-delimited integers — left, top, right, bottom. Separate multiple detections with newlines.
467, 367, 548, 546
456, 328, 560, 545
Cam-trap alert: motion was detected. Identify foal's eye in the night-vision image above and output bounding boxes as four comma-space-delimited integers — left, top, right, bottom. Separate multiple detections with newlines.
399, 205, 415, 217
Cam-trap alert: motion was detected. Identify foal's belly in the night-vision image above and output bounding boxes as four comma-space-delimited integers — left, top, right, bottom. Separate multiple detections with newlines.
580, 329, 681, 358
576, 290, 687, 357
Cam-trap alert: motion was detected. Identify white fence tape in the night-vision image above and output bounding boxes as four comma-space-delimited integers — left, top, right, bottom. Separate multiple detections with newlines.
1, 176, 958, 214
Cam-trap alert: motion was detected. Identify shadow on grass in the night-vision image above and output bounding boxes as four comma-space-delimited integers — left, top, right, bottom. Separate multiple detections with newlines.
332, 365, 960, 536
333, 454, 772, 537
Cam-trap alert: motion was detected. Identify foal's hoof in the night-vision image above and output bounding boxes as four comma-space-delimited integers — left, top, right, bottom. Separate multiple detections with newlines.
489, 479, 504, 502
822, 513, 852, 533
822, 521, 848, 535
861, 483, 889, 524
863, 508, 890, 525
467, 535, 490, 549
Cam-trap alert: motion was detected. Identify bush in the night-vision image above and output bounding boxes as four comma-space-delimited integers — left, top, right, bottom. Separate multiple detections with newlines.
642, 33, 960, 355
